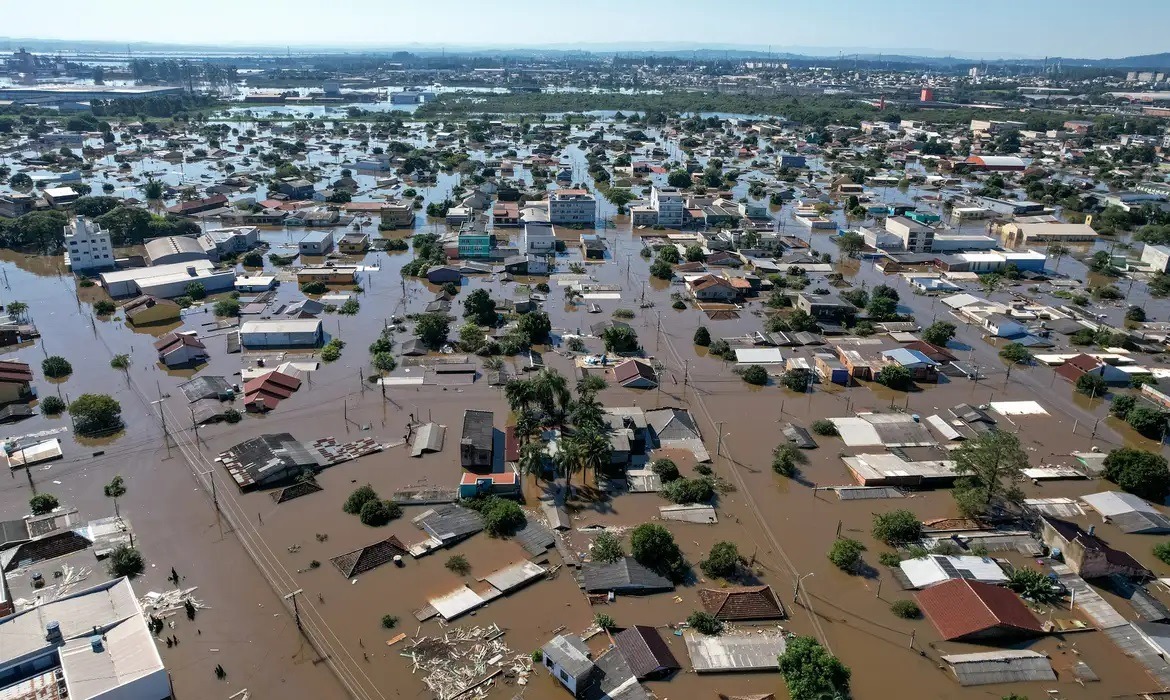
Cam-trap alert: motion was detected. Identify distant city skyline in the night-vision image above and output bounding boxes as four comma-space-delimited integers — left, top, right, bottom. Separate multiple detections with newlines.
3, 0, 1168, 60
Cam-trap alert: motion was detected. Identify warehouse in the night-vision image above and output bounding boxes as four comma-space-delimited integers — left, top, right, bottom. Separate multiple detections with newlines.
239, 319, 324, 348
144, 235, 210, 266
100, 260, 236, 298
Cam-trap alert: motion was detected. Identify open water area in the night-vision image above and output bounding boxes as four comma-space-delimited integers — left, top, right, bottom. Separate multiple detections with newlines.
1, 110, 1168, 700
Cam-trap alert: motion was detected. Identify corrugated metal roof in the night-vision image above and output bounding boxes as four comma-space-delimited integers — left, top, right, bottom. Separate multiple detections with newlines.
942, 650, 1054, 686
410, 423, 445, 457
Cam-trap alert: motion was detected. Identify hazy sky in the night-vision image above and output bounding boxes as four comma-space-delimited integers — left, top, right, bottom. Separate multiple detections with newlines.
2, 0, 1165, 59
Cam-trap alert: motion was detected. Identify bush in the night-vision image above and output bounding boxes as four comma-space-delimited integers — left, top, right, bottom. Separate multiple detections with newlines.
381, 614, 399, 629
602, 325, 639, 353
338, 299, 360, 315
878, 552, 902, 567
828, 537, 865, 572
1006, 567, 1061, 603
999, 342, 1032, 364
446, 554, 471, 575
185, 282, 207, 300
42, 355, 73, 378
594, 613, 616, 631
343, 485, 379, 514
922, 321, 956, 347
875, 364, 912, 390
107, 544, 145, 578
871, 509, 923, 546
93, 299, 116, 316
739, 364, 768, 385
1155, 542, 1170, 566
40, 395, 66, 415
708, 339, 730, 357
612, 308, 635, 320
660, 476, 714, 504
591, 532, 625, 563
700, 541, 740, 579
650, 458, 680, 482
811, 419, 837, 436
890, 600, 920, 619
686, 611, 723, 635
693, 326, 711, 346
1110, 394, 1138, 419
29, 493, 59, 515
630, 523, 687, 582
321, 341, 342, 362
301, 281, 328, 294
224, 408, 242, 423
372, 352, 397, 373
781, 368, 811, 392
110, 354, 130, 370
242, 250, 264, 267
359, 499, 394, 527
772, 443, 808, 477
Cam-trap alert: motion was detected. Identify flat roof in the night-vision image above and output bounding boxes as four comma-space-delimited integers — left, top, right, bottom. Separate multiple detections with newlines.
99, 259, 216, 285
240, 319, 323, 334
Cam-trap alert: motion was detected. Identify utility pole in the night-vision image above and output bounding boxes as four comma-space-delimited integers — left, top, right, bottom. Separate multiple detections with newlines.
284, 589, 304, 631
190, 406, 198, 445
715, 421, 726, 459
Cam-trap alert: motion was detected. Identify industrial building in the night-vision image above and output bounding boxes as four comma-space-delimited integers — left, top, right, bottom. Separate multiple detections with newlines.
239, 319, 324, 348
0, 577, 170, 700
144, 235, 209, 266
99, 260, 236, 298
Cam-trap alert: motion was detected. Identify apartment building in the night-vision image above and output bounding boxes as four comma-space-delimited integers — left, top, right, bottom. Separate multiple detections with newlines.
523, 221, 557, 256
548, 189, 596, 225
63, 215, 114, 272
885, 216, 935, 253
651, 186, 685, 228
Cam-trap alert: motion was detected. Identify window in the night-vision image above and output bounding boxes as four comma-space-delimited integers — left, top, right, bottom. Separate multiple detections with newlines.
545, 657, 554, 668
559, 670, 569, 682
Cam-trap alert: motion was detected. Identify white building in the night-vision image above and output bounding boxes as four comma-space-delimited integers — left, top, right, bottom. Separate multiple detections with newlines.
1142, 244, 1170, 273
100, 260, 236, 298
63, 216, 114, 272
885, 216, 935, 253
541, 634, 594, 696
651, 186, 685, 228
198, 226, 260, 261
0, 577, 170, 700
523, 221, 557, 256
548, 189, 596, 225
899, 555, 1008, 589
240, 319, 324, 348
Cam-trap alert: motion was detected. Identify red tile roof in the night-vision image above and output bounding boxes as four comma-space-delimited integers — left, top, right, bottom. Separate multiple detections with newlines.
153, 332, 206, 353
698, 585, 786, 621
0, 360, 33, 384
916, 579, 1043, 641
243, 370, 302, 411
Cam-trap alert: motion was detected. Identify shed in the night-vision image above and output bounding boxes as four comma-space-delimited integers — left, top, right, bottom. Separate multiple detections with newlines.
410, 423, 445, 457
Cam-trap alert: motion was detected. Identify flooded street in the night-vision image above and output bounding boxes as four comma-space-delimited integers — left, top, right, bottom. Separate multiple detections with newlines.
0, 111, 1168, 700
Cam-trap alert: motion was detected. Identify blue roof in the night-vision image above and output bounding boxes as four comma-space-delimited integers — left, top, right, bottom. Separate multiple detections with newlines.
882, 348, 938, 367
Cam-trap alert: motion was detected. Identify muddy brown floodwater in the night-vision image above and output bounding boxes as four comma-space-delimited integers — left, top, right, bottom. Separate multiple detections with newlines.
0, 131, 1167, 700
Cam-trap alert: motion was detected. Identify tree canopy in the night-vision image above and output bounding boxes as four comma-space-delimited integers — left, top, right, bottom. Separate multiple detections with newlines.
951, 430, 1027, 517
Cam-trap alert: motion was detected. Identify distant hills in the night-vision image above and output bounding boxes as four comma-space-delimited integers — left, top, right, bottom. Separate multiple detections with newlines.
0, 36, 1168, 69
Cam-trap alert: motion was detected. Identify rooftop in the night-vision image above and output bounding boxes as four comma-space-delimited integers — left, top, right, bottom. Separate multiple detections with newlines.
916, 578, 1043, 641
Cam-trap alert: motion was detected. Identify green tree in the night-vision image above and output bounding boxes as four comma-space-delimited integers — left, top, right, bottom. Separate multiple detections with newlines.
867, 295, 898, 320
93, 299, 116, 316
103, 475, 127, 516
999, 342, 1032, 364
871, 509, 922, 545
1111, 394, 1137, 419
140, 178, 164, 199
890, 600, 920, 619
693, 326, 711, 346
1006, 568, 1061, 604
446, 554, 471, 575
40, 395, 66, 415
592, 532, 625, 563
922, 321, 956, 347
778, 636, 851, 700
185, 282, 206, 300
700, 541, 741, 579
1154, 542, 1170, 565
650, 458, 681, 482
739, 364, 768, 385
479, 496, 525, 536
660, 476, 714, 504
459, 322, 486, 352
684, 244, 706, 262
837, 231, 864, 257
811, 419, 837, 436
516, 311, 551, 344
29, 493, 59, 515
667, 170, 691, 188
1103, 448, 1170, 502
242, 250, 264, 267
359, 499, 393, 526
343, 484, 379, 514
1075, 372, 1108, 398
951, 430, 1028, 517
649, 259, 674, 280
462, 288, 497, 326
110, 354, 130, 370
630, 523, 687, 582
1127, 406, 1167, 437
214, 299, 240, 317
686, 611, 722, 635
414, 312, 450, 348
42, 355, 73, 378
772, 443, 808, 477
828, 537, 865, 572
875, 363, 912, 390
372, 352, 397, 373
68, 394, 122, 435
107, 544, 145, 578
602, 325, 639, 353
657, 246, 680, 264
782, 368, 811, 392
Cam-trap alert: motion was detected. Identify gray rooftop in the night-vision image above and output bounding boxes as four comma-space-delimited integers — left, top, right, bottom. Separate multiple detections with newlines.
581, 557, 673, 594
543, 634, 594, 680
684, 630, 787, 673
941, 650, 1056, 687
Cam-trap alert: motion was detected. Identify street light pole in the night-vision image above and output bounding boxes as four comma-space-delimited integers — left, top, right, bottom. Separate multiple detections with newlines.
793, 572, 815, 605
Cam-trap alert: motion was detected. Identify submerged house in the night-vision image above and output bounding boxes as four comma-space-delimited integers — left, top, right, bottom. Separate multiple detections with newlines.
542, 634, 595, 696
460, 409, 494, 469
1040, 515, 1151, 580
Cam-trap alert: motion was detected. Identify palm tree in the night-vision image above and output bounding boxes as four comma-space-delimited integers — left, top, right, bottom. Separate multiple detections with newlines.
140, 178, 164, 200
564, 287, 581, 306
576, 430, 612, 487
513, 408, 542, 446
576, 374, 607, 397
6, 301, 28, 323
504, 378, 534, 415
518, 442, 546, 482
104, 475, 127, 517
980, 273, 1004, 296
555, 437, 583, 492
532, 368, 571, 418
570, 394, 605, 433
1048, 244, 1069, 274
